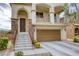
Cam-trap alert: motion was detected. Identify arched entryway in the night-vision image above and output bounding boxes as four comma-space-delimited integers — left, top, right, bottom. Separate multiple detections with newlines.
17, 9, 29, 33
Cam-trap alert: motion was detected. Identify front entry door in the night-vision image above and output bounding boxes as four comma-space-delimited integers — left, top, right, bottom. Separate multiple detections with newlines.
20, 18, 26, 32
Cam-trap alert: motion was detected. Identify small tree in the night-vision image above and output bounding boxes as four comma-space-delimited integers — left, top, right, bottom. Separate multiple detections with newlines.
64, 3, 78, 24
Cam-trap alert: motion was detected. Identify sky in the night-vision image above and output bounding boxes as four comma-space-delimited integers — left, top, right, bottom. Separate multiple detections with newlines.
0, 3, 11, 30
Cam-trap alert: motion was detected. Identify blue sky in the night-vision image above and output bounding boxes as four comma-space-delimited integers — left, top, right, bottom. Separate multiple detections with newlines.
0, 3, 11, 30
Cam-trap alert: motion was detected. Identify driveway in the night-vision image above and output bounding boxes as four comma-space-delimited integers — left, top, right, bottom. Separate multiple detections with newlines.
41, 41, 79, 56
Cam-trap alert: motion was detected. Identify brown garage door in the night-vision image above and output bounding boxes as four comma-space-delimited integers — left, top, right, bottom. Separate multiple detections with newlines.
37, 30, 61, 42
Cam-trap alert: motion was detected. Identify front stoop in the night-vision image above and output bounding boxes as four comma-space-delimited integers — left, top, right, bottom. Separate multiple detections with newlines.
15, 32, 33, 51
5, 32, 51, 56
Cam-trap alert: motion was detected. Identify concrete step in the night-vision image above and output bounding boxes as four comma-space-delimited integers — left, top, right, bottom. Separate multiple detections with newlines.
17, 37, 30, 39
15, 32, 33, 51
16, 40, 30, 42
15, 45, 33, 49
15, 47, 33, 51
17, 34, 30, 36
16, 38, 31, 42
17, 36, 28, 38
16, 38, 30, 40
15, 41, 32, 45
15, 44, 32, 47
18, 32, 28, 34
17, 35, 28, 36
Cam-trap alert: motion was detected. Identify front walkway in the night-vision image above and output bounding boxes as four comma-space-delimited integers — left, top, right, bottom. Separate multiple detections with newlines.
41, 41, 79, 56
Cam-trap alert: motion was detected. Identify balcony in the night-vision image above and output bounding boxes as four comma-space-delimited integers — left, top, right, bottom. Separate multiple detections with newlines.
54, 17, 65, 24
36, 17, 50, 23
36, 17, 65, 25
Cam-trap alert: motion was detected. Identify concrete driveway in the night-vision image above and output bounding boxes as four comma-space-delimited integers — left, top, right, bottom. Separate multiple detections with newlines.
41, 41, 79, 56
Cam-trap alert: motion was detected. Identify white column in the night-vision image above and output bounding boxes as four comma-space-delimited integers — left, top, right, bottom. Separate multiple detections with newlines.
49, 7, 54, 24
34, 27, 37, 40
32, 3, 36, 24
56, 14, 60, 23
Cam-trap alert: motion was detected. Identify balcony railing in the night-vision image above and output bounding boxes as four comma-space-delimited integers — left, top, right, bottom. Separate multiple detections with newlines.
36, 17, 66, 24
54, 17, 65, 24
36, 17, 50, 23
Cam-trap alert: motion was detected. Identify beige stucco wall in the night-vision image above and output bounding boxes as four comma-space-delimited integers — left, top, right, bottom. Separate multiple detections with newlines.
11, 4, 32, 33
61, 28, 67, 40
66, 23, 75, 41
11, 3, 67, 41
11, 3, 65, 24
36, 25, 64, 30
11, 4, 32, 19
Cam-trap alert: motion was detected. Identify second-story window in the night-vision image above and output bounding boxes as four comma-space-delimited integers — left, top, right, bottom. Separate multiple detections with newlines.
36, 12, 43, 18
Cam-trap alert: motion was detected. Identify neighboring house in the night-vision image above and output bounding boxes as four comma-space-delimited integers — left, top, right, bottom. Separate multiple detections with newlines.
10, 3, 79, 42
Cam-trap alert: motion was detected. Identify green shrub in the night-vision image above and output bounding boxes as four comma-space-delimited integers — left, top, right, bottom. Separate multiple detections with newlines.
32, 40, 41, 48
0, 37, 8, 50
74, 35, 79, 43
34, 42, 41, 48
15, 51, 24, 56
32, 40, 38, 44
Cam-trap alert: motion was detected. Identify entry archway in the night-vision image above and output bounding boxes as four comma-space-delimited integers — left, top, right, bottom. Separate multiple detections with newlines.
17, 9, 29, 32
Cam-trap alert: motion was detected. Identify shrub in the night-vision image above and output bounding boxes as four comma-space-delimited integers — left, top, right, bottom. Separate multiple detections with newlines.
34, 42, 41, 48
32, 40, 41, 48
0, 37, 8, 50
32, 40, 38, 44
74, 35, 79, 43
15, 51, 24, 56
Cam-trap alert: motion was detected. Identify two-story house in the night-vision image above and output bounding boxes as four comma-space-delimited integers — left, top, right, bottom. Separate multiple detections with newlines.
10, 3, 79, 43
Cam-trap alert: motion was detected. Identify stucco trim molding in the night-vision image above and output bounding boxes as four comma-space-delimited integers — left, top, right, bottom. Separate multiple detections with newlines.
11, 18, 18, 21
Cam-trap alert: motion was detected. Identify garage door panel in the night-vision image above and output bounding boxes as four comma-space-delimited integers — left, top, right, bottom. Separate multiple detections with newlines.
37, 30, 61, 42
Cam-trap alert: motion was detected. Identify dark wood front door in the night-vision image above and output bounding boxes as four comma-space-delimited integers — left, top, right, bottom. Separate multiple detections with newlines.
20, 18, 26, 32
